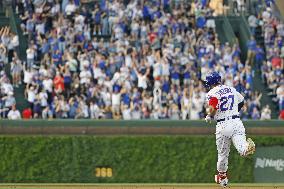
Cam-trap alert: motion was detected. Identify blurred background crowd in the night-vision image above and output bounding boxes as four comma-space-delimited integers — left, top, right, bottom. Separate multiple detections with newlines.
0, 0, 283, 120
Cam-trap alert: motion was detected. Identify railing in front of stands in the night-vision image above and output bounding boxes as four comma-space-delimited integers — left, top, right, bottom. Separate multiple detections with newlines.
0, 119, 283, 127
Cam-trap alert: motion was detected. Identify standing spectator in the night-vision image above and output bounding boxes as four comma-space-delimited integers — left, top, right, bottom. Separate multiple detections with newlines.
26, 45, 35, 68
121, 104, 132, 120
131, 104, 142, 120
248, 14, 258, 35
90, 101, 102, 119
52, 50, 63, 68
112, 88, 121, 115
0, 27, 11, 62
181, 89, 190, 120
101, 11, 109, 35
7, 104, 21, 120
190, 93, 204, 119
79, 66, 92, 85
247, 36, 257, 65
240, 103, 249, 120
39, 89, 48, 109
23, 65, 34, 85
65, 0, 77, 16
170, 64, 180, 86
25, 85, 38, 110
255, 45, 265, 69
93, 4, 102, 35
232, 0, 245, 14
68, 97, 77, 119
2, 91, 16, 112
10, 58, 22, 87
260, 105, 271, 120
134, 63, 150, 90
53, 72, 65, 94
0, 42, 7, 65
251, 107, 260, 119
276, 82, 284, 111
42, 76, 53, 104
42, 106, 53, 119
168, 104, 180, 120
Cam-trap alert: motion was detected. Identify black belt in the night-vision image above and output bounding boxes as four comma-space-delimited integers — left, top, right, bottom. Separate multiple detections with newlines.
217, 115, 240, 123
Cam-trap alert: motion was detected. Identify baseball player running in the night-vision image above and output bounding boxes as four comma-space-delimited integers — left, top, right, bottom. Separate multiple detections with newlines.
204, 72, 256, 188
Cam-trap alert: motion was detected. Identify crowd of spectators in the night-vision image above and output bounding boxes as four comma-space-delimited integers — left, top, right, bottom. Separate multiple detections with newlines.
0, 0, 276, 120
247, 0, 283, 119
0, 26, 21, 119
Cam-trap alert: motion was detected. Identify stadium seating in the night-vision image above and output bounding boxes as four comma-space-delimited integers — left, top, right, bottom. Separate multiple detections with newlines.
0, 0, 282, 120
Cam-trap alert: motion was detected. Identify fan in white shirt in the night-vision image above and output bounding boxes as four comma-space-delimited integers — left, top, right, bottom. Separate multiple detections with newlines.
65, 1, 77, 16
79, 67, 92, 84
75, 14, 85, 26
262, 8, 272, 23
125, 54, 132, 67
23, 68, 34, 84
111, 70, 121, 84
134, 67, 150, 90
1, 81, 14, 95
51, 2, 60, 15
26, 85, 38, 104
90, 102, 102, 119
111, 90, 122, 115
39, 89, 48, 107
121, 104, 132, 120
131, 105, 142, 120
161, 59, 170, 76
26, 47, 35, 59
153, 61, 162, 79
42, 77, 53, 93
190, 93, 205, 120
7, 105, 21, 120
92, 63, 103, 79
11, 34, 19, 49
103, 77, 113, 92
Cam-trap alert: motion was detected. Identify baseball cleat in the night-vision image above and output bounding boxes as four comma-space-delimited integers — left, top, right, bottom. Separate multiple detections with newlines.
245, 138, 256, 156
215, 172, 228, 188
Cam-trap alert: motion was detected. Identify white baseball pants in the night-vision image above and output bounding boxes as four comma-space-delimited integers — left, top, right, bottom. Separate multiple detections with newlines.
215, 118, 248, 172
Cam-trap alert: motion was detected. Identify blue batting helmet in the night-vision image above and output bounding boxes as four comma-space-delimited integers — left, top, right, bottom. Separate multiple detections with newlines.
204, 72, 221, 88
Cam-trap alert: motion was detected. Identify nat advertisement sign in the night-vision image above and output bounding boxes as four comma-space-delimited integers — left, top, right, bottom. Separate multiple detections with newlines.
254, 146, 284, 182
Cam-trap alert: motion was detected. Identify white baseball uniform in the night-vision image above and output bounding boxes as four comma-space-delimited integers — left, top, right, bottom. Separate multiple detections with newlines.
206, 84, 249, 172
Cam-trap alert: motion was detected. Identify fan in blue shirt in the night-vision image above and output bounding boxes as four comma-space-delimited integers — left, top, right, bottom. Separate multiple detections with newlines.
52, 50, 62, 67
196, 16, 206, 29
